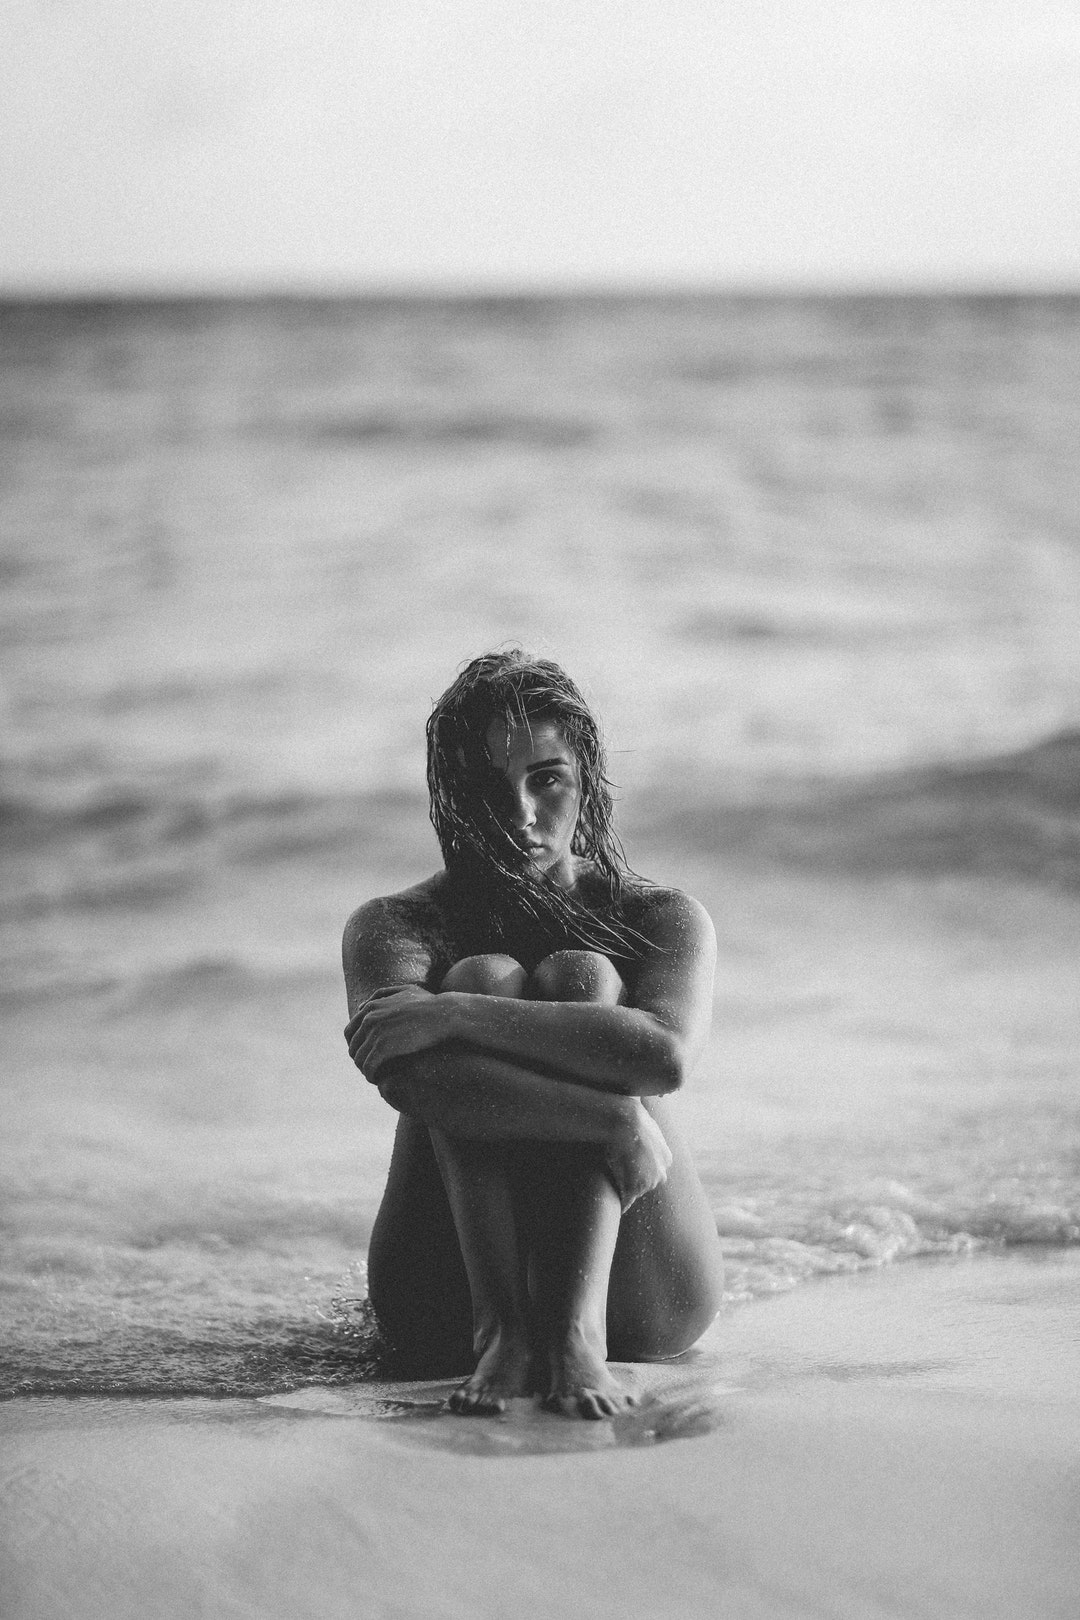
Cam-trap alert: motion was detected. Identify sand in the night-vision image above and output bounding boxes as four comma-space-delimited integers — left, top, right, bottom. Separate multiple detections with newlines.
4, 1249, 1079, 1620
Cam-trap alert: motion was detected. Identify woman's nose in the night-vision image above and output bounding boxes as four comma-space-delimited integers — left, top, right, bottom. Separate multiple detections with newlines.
509, 789, 535, 830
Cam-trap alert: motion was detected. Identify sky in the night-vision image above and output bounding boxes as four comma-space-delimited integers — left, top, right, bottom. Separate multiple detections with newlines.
2, 0, 1079, 295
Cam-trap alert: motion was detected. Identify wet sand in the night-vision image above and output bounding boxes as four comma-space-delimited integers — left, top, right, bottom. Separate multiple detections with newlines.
4, 1249, 1079, 1620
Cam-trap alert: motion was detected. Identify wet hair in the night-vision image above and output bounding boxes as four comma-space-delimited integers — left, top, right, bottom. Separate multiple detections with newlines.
426, 649, 646, 964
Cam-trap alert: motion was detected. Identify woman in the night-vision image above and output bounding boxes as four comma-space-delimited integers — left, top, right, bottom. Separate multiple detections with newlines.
343, 650, 724, 1420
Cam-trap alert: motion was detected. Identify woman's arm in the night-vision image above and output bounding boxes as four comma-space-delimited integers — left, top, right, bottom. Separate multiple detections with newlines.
376, 1048, 671, 1208
351, 889, 717, 1098
342, 890, 440, 1015
341, 888, 672, 1205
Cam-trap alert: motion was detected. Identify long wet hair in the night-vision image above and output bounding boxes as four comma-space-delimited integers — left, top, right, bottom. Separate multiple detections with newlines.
426, 649, 647, 965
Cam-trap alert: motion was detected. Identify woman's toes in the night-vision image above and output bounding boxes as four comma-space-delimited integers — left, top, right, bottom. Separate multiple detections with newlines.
577, 1391, 606, 1420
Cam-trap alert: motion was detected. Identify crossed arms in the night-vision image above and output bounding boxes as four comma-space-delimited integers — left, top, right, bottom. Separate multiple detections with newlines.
342, 886, 716, 1099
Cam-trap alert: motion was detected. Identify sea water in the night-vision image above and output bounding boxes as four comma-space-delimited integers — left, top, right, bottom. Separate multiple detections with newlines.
2, 293, 1079, 1398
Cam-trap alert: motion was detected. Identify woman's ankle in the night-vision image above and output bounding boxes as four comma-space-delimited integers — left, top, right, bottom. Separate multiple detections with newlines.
471, 1309, 530, 1356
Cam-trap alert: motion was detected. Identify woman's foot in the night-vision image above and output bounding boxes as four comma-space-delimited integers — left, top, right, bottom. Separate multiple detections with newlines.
447, 1325, 532, 1415
541, 1329, 636, 1420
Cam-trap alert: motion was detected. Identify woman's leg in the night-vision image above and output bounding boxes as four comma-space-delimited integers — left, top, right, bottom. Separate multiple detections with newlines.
368, 947, 723, 1410
425, 955, 536, 1413
365, 964, 669, 1389
366, 954, 527, 1384
522, 951, 636, 1416
605, 1097, 726, 1360
366, 1114, 474, 1376
525, 950, 725, 1382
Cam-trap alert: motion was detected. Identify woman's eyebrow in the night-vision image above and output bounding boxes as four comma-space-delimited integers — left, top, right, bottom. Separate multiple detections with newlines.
525, 757, 569, 772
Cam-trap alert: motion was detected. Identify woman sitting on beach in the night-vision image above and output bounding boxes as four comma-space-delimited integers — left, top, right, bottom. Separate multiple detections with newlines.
343, 650, 724, 1419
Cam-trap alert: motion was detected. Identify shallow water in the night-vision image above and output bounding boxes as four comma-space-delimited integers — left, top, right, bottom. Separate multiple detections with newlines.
2, 293, 1079, 1398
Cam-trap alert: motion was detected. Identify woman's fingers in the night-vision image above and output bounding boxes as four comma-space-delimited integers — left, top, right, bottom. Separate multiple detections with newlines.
347, 986, 445, 1075
354, 1020, 386, 1066
352, 1020, 410, 1074
605, 1105, 672, 1209
346, 999, 392, 1058
344, 1003, 380, 1044
348, 1018, 375, 1062
344, 985, 424, 1044
354, 1029, 384, 1077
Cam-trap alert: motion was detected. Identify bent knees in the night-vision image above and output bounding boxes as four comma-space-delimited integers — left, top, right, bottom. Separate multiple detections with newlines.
530, 949, 626, 1005
439, 948, 626, 1005
440, 954, 528, 997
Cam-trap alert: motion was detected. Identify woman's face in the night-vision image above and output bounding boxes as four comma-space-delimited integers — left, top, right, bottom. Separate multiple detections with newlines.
483, 714, 582, 889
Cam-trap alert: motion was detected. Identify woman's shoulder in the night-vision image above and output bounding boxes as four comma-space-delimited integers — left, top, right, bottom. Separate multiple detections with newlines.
343, 873, 450, 946
342, 874, 456, 995
618, 879, 715, 951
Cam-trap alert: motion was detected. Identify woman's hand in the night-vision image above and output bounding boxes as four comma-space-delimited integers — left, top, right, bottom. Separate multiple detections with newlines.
345, 986, 458, 1082
604, 1101, 673, 1211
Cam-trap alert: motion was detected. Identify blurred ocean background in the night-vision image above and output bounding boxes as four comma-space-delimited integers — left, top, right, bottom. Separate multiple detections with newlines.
3, 292, 1079, 1399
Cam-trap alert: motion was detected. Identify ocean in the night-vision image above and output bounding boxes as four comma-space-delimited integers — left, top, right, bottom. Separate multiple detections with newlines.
2, 292, 1079, 1400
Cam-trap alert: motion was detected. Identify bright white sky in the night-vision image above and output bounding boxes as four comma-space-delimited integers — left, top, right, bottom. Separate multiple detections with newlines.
3, 0, 1079, 293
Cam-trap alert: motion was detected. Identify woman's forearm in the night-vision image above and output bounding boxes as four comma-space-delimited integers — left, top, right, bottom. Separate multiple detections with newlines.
440, 996, 683, 1095
377, 1044, 640, 1141
376, 1046, 671, 1208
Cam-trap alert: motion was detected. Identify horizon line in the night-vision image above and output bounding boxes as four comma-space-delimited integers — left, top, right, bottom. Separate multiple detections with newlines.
3, 273, 1080, 307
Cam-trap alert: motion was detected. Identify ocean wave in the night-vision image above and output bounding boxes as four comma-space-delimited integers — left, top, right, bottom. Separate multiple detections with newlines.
2, 1183, 1076, 1400
638, 729, 1080, 887
0, 1310, 386, 1402
715, 1179, 1080, 1305
116, 954, 323, 1011
2, 782, 426, 849
0, 952, 325, 1011
284, 409, 597, 450
1, 783, 430, 925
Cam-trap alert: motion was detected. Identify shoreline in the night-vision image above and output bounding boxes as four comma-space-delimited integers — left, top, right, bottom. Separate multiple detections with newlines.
4, 1249, 1078, 1620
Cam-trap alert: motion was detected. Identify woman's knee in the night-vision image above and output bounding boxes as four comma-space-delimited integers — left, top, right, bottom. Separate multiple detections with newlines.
440, 953, 527, 997
529, 949, 626, 1005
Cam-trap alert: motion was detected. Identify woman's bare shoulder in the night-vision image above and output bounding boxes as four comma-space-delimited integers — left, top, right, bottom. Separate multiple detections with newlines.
342, 874, 452, 999
343, 873, 448, 940
620, 881, 715, 951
